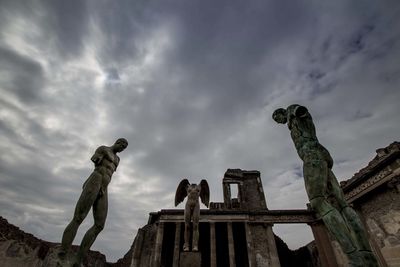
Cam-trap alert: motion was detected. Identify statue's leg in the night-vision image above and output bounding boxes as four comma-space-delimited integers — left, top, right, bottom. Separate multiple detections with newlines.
329, 170, 372, 250
192, 204, 200, 251
60, 177, 101, 255
183, 209, 190, 251
328, 170, 378, 266
304, 160, 363, 266
76, 190, 108, 264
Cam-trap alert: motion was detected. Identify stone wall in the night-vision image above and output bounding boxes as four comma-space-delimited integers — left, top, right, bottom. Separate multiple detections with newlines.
361, 186, 400, 266
341, 141, 400, 267
0, 216, 110, 267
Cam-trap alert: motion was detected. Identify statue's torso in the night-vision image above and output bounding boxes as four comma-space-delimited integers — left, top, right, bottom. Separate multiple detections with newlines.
186, 186, 200, 209
287, 106, 332, 165
93, 146, 120, 188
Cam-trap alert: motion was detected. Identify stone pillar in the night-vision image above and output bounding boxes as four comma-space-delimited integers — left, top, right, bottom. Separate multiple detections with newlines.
210, 222, 217, 267
227, 222, 236, 267
309, 221, 339, 267
223, 182, 232, 209
173, 222, 181, 267
266, 224, 281, 267
152, 222, 164, 267
244, 223, 256, 267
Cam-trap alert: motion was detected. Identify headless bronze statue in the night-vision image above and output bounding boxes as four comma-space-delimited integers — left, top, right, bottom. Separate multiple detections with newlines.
273, 105, 378, 266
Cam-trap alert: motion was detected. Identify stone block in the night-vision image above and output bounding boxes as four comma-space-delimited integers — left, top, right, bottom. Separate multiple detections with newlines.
179, 251, 201, 267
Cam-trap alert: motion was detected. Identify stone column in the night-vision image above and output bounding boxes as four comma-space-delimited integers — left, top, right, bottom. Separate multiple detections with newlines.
266, 224, 281, 267
309, 221, 339, 267
173, 222, 181, 267
223, 182, 232, 209
210, 222, 217, 267
244, 223, 255, 267
227, 222, 236, 267
152, 222, 164, 267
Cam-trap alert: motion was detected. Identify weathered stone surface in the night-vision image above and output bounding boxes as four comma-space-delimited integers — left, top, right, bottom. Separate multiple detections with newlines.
0, 216, 109, 267
361, 190, 400, 267
179, 251, 201, 267
339, 141, 400, 267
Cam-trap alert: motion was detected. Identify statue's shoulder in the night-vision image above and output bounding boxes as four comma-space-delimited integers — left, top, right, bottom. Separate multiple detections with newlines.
287, 104, 309, 118
94, 145, 110, 154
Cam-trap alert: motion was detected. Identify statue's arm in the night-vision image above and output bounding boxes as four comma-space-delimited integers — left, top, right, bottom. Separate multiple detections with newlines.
294, 105, 308, 117
288, 104, 309, 118
91, 146, 106, 165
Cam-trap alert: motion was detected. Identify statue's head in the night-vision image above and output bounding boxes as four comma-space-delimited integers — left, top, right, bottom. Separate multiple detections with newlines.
272, 108, 287, 124
114, 138, 128, 152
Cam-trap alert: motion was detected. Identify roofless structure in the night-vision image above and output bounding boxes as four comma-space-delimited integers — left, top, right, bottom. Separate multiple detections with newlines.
129, 169, 339, 267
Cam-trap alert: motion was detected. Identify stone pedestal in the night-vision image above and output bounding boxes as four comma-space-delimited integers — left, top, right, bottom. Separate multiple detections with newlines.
179, 252, 201, 267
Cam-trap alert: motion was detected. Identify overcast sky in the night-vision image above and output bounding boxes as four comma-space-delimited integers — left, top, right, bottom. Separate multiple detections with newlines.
0, 0, 399, 262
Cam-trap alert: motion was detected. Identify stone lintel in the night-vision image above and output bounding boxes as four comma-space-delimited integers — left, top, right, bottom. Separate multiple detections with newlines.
345, 168, 400, 203
157, 212, 315, 224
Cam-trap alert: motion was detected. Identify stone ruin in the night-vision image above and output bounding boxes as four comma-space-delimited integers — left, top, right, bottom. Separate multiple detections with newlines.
125, 142, 400, 267
0, 141, 399, 266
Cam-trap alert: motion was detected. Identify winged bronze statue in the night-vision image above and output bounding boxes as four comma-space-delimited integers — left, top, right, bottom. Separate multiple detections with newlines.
175, 179, 209, 251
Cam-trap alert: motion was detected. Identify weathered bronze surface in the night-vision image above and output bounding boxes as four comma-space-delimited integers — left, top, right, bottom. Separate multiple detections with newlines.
59, 138, 128, 266
273, 105, 378, 266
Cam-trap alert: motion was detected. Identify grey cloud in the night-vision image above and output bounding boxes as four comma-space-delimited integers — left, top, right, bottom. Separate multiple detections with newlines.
105, 68, 120, 82
1, 0, 400, 262
0, 46, 44, 102
42, 0, 90, 58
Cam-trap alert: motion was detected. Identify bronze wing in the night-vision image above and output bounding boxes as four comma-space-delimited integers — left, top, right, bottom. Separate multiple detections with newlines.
199, 179, 210, 207
175, 179, 190, 207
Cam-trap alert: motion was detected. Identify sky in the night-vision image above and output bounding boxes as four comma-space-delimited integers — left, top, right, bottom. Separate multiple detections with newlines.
0, 0, 399, 262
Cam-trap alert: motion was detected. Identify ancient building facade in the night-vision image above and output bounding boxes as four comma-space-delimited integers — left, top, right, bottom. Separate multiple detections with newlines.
341, 141, 400, 267
129, 169, 282, 267
127, 169, 343, 267
128, 142, 400, 267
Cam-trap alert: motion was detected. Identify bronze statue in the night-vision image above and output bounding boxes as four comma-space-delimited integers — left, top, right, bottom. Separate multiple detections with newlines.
273, 105, 378, 266
59, 138, 128, 265
175, 179, 209, 251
